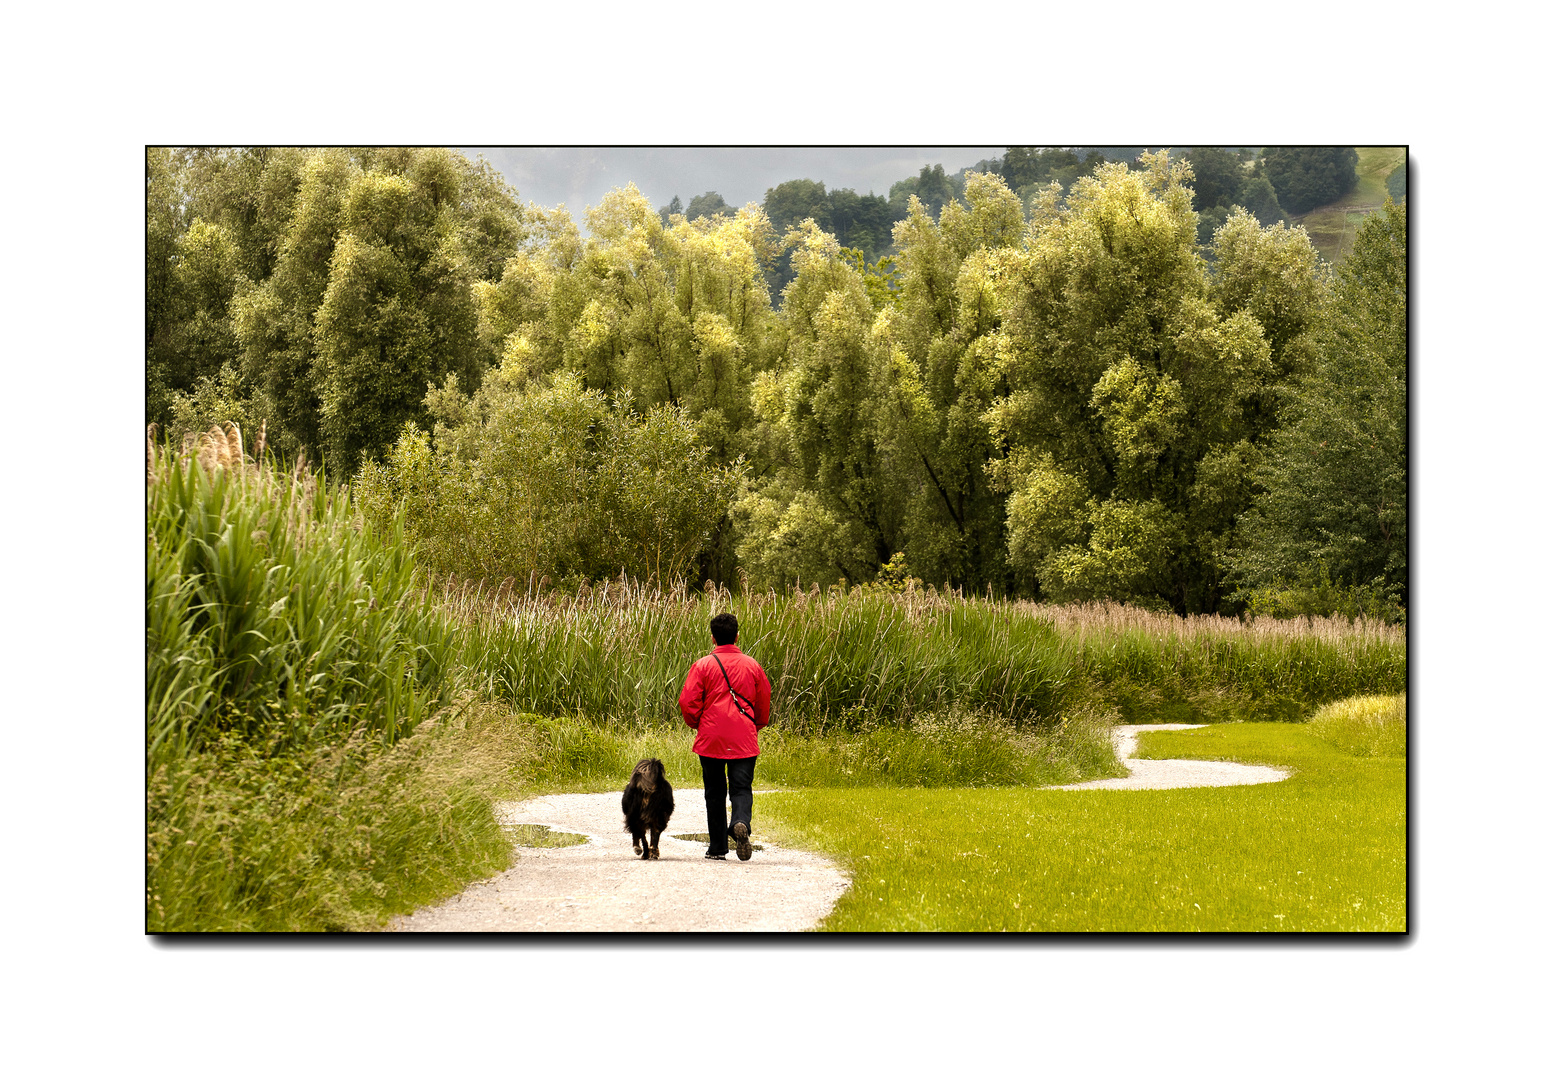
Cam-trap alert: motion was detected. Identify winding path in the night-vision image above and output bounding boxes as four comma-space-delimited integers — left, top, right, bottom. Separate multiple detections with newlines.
1054, 723, 1292, 791
389, 724, 1290, 932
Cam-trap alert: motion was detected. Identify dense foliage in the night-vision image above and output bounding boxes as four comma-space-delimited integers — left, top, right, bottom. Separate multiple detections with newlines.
148, 145, 1398, 618
1387, 161, 1407, 203
1230, 202, 1407, 612
355, 370, 741, 584
148, 147, 530, 476
988, 156, 1326, 612
1261, 146, 1360, 216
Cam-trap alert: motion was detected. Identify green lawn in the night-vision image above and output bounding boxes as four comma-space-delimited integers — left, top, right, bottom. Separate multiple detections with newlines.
757, 723, 1405, 931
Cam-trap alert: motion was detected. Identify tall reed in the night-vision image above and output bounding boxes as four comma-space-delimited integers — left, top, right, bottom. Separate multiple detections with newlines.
440, 579, 1406, 728
147, 447, 457, 763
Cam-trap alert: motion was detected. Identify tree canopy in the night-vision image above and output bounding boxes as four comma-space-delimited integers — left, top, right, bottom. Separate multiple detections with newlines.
1262, 147, 1359, 216
148, 146, 1404, 617
1230, 201, 1406, 607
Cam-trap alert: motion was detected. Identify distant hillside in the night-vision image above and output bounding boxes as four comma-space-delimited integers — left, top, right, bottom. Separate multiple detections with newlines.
1291, 147, 1405, 262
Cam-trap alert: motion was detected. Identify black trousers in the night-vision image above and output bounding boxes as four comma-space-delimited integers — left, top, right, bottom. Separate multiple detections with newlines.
700, 754, 756, 856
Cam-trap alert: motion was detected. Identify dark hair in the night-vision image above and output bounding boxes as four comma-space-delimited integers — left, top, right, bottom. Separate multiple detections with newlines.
710, 612, 738, 645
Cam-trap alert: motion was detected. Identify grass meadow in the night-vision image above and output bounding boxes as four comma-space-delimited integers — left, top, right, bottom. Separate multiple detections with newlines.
757, 717, 1406, 932
146, 433, 1406, 931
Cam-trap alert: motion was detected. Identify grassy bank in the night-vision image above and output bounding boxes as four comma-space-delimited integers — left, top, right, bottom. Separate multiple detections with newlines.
510, 706, 1125, 794
758, 721, 1405, 931
147, 705, 536, 931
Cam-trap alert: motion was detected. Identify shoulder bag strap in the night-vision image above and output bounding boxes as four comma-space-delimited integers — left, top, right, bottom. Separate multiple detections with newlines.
711, 654, 756, 724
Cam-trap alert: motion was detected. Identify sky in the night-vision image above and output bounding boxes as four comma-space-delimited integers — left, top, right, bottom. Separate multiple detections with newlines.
458, 146, 1008, 221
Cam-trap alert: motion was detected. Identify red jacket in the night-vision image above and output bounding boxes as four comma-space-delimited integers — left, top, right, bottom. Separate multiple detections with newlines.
678, 644, 772, 759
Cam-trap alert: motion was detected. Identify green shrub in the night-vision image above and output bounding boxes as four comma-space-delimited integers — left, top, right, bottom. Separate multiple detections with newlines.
1240, 563, 1405, 627
354, 369, 741, 586
1306, 693, 1406, 758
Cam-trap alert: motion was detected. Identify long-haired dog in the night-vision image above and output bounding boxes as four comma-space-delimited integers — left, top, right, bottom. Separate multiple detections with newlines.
621, 758, 674, 860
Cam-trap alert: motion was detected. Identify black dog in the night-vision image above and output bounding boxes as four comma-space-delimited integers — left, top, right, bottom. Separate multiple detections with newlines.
621, 758, 674, 860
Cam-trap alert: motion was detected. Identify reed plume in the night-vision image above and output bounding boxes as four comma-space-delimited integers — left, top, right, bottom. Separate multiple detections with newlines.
222, 421, 243, 468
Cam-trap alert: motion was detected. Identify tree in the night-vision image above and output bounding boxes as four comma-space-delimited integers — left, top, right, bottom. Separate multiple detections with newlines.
734, 223, 895, 588
1185, 147, 1245, 212
686, 191, 732, 220
471, 204, 580, 388
1197, 205, 1231, 249
558, 185, 780, 463
986, 152, 1306, 613
1209, 208, 1326, 375
1386, 163, 1406, 203
871, 174, 1025, 590
1261, 147, 1359, 216
761, 178, 832, 294
757, 179, 897, 293
147, 149, 261, 435
221, 148, 526, 473
889, 164, 955, 220
659, 194, 683, 224
1229, 202, 1406, 607
308, 151, 487, 474
825, 187, 894, 261
1000, 148, 1106, 219
1237, 175, 1286, 227
763, 179, 830, 235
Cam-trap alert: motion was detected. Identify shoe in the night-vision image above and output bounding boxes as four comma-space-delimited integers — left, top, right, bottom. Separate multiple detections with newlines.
704, 850, 726, 860
733, 822, 752, 861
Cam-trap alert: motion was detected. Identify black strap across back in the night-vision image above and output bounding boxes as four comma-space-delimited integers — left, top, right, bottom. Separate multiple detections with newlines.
712, 654, 756, 724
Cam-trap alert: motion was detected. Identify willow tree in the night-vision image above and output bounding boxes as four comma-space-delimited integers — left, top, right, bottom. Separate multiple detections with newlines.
734, 223, 897, 588
872, 173, 1025, 590
229, 148, 525, 473
987, 152, 1319, 613
553, 185, 781, 462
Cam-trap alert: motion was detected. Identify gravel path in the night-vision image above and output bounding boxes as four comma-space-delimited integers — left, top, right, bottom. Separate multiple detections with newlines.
1053, 724, 1292, 791
389, 790, 850, 932
390, 725, 1289, 932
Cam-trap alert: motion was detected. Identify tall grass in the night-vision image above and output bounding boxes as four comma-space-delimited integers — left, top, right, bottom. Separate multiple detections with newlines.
439, 579, 1405, 729
147, 703, 540, 931
147, 447, 457, 763
146, 436, 504, 931
1306, 692, 1407, 758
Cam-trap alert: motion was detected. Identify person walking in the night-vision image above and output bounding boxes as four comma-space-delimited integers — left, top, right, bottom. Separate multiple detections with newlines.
678, 612, 771, 861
